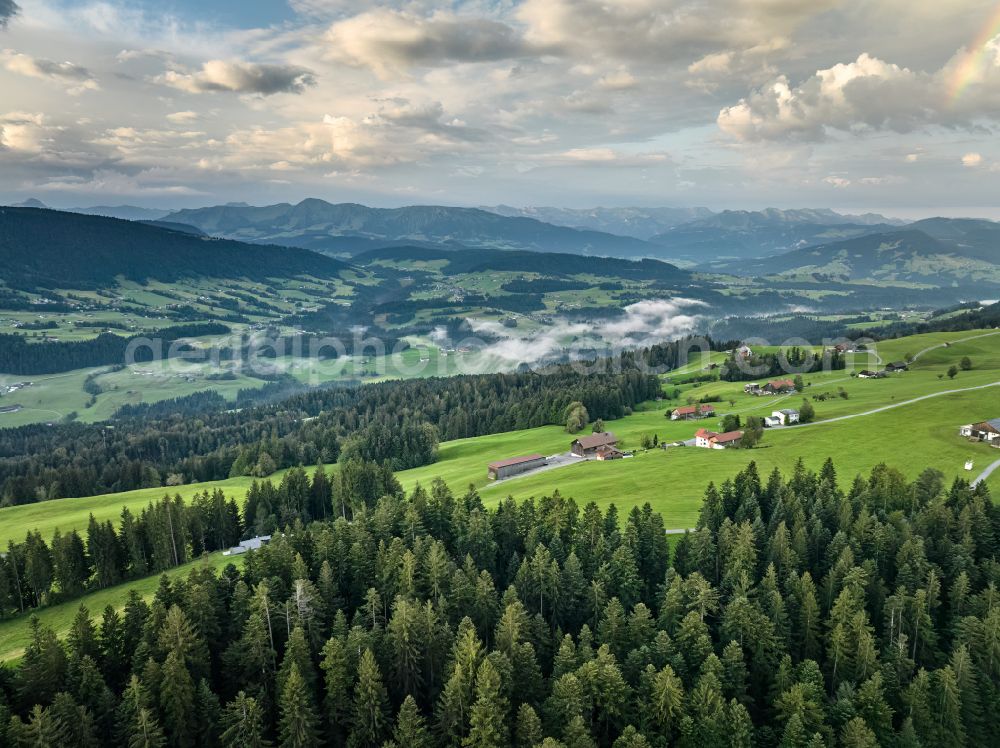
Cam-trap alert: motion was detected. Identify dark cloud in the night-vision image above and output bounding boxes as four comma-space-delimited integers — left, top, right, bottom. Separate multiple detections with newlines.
157, 60, 316, 95
0, 0, 19, 29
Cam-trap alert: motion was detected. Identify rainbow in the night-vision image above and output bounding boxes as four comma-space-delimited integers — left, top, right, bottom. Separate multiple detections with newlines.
949, 2, 1000, 103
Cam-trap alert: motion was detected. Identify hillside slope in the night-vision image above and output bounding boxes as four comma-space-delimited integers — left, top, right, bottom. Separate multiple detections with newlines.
0, 207, 349, 288
709, 229, 1000, 285
166, 198, 659, 257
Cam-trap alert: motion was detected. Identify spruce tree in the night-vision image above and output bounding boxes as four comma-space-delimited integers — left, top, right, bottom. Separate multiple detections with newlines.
348, 649, 389, 748
159, 650, 195, 748
220, 692, 271, 748
464, 658, 507, 748
393, 695, 431, 748
278, 664, 321, 748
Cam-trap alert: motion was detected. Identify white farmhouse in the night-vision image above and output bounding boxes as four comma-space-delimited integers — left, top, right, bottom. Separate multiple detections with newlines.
773, 409, 800, 425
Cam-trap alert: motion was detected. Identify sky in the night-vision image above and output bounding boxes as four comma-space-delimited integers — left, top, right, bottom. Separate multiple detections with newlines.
2, 0, 1000, 216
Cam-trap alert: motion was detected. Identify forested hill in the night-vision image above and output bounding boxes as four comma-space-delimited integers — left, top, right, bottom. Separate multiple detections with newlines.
0, 207, 350, 289
353, 245, 689, 282
2, 460, 998, 747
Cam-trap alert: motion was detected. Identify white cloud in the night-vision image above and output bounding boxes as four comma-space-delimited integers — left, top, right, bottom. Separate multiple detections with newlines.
0, 111, 47, 152
2, 49, 99, 94
324, 9, 538, 77
962, 151, 983, 167
718, 36, 1000, 141
596, 68, 638, 91
166, 110, 199, 123
156, 60, 316, 95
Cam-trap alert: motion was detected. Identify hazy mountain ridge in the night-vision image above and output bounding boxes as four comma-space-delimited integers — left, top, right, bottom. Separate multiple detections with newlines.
480, 204, 714, 239
710, 225, 1000, 285
165, 198, 659, 258
652, 215, 902, 263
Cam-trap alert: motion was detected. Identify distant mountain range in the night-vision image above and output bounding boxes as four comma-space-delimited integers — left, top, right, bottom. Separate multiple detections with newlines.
0, 207, 348, 289
9, 198, 172, 221
480, 205, 714, 239
709, 220, 1000, 286
164, 199, 659, 258
651, 209, 906, 263
6, 198, 997, 278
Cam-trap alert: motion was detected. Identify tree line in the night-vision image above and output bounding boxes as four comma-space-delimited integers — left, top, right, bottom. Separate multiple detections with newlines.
1, 459, 998, 747
0, 323, 230, 375
719, 347, 846, 382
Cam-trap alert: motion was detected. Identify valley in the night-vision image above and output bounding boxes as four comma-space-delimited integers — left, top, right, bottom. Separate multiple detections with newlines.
3, 327, 997, 549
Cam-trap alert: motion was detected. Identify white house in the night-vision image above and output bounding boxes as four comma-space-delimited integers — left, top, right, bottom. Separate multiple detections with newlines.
695, 428, 743, 449
763, 415, 781, 428
773, 409, 800, 425
959, 419, 1000, 444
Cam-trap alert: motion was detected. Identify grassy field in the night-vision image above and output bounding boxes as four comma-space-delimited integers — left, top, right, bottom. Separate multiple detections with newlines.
0, 361, 269, 428
2, 328, 997, 548
0, 552, 241, 662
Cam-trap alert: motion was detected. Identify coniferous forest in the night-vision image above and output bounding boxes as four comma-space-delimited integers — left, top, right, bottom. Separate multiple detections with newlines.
2, 459, 999, 748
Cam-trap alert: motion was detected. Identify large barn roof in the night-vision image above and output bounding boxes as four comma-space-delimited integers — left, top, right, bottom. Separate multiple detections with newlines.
488, 454, 544, 470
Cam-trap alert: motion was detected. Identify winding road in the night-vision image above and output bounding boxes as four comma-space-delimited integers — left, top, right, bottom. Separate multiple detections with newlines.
781, 380, 1000, 429
972, 457, 1000, 488
909, 329, 1000, 363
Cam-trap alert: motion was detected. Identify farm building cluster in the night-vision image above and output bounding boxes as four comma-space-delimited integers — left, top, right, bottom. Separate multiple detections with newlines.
959, 418, 1000, 446
487, 432, 627, 481
744, 379, 796, 396
0, 381, 32, 396
670, 404, 715, 420
858, 362, 908, 379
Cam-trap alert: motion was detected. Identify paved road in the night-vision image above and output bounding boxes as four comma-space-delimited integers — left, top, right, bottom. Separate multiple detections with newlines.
972, 457, 1000, 488
771, 380, 1000, 430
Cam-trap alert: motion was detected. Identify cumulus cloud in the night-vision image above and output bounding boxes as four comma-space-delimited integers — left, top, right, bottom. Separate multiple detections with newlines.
962, 152, 983, 167
156, 60, 316, 95
718, 37, 1000, 141
0, 0, 18, 29
2, 50, 99, 93
324, 9, 539, 76
0, 111, 46, 153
